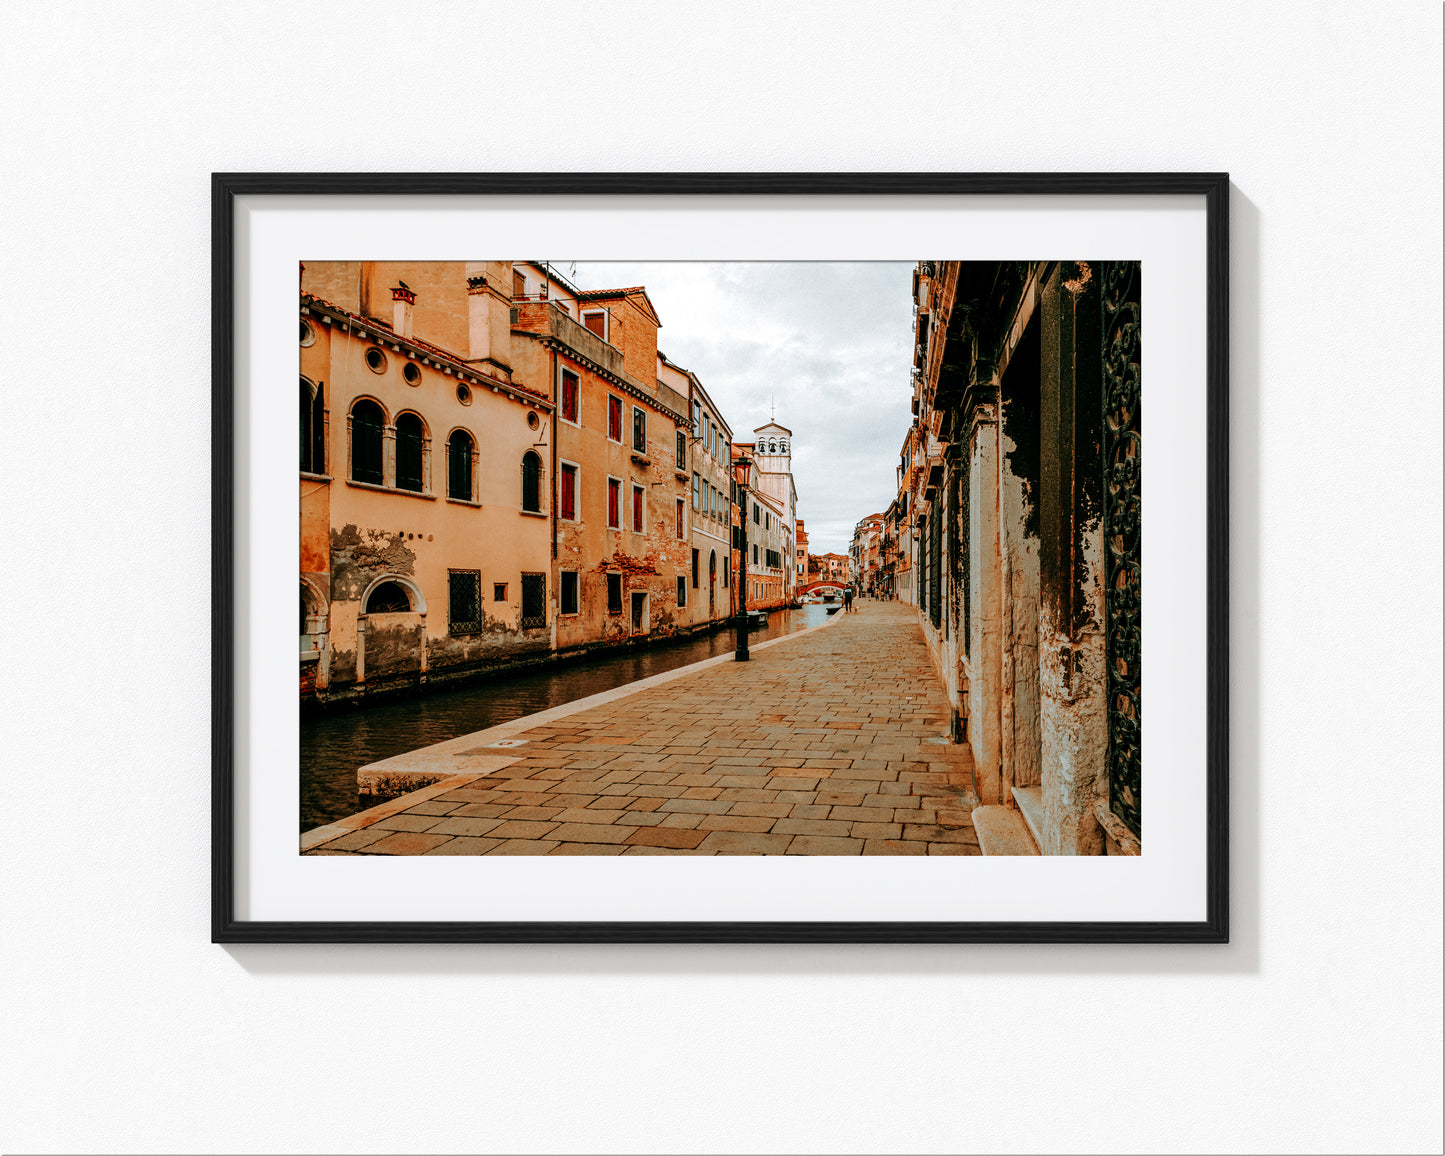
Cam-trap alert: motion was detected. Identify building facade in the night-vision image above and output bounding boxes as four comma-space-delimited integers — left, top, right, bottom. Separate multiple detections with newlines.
299, 260, 777, 709
904, 259, 1142, 856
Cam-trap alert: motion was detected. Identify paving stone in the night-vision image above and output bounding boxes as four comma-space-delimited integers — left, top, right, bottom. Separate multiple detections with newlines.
497, 805, 566, 821
658, 798, 733, 815
486, 839, 560, 855
773, 818, 854, 837
696, 814, 777, 833
850, 822, 903, 840
862, 838, 928, 855
426, 816, 506, 837
486, 820, 561, 840
370, 813, 444, 833
548, 823, 633, 843
786, 836, 864, 855
362, 832, 453, 855
451, 803, 517, 818
788, 804, 832, 820
315, 827, 393, 852
625, 826, 709, 849
424, 836, 503, 855
695, 831, 794, 855
547, 842, 628, 855
729, 802, 792, 818
553, 808, 626, 825
401, 800, 466, 816
829, 806, 897, 823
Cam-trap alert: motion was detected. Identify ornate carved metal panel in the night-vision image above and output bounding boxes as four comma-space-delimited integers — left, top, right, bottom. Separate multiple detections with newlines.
1103, 262, 1142, 836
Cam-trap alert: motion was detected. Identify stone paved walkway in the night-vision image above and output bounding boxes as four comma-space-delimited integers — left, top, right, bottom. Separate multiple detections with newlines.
303, 601, 981, 855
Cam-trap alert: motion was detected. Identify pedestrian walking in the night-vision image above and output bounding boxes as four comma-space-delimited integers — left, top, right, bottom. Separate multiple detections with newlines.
843, 587, 854, 613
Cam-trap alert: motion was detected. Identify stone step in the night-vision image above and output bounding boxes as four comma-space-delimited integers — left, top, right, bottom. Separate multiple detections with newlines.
1011, 785, 1044, 849
970, 804, 1041, 856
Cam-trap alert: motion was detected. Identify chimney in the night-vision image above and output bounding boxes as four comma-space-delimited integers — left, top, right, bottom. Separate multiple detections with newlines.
391, 284, 416, 339
463, 262, 513, 375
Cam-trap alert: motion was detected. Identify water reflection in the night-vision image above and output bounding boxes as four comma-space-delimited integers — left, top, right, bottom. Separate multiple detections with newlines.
300, 604, 833, 830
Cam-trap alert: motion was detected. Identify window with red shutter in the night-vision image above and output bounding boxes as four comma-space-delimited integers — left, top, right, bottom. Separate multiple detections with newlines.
608, 478, 620, 528
632, 485, 643, 532
560, 463, 577, 521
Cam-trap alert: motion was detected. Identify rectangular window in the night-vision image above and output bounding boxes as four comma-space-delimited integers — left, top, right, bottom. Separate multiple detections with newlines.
607, 394, 623, 442
560, 463, 578, 521
676, 430, 686, 469
521, 572, 546, 629
753, 544, 759, 565
692, 471, 701, 510
560, 570, 579, 616
493, 582, 507, 602
607, 477, 621, 528
691, 549, 699, 589
606, 572, 623, 614
632, 407, 646, 453
722, 559, 728, 587
583, 310, 606, 340
560, 369, 579, 424
448, 570, 481, 634
753, 503, 760, 524
676, 498, 685, 540
693, 400, 701, 436
512, 269, 526, 298
677, 575, 687, 608
631, 484, 644, 533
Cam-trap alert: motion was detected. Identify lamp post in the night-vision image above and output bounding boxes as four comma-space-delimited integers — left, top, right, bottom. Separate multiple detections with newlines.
732, 456, 751, 662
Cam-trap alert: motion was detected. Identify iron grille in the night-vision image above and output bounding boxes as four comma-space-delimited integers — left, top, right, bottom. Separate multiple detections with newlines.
448, 570, 482, 634
520, 572, 547, 630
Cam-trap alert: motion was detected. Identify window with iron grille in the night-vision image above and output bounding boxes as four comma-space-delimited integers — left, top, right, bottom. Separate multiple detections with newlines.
395, 413, 425, 492
691, 549, 699, 588
676, 430, 686, 468
493, 582, 507, 602
560, 369, 579, 424
521, 572, 546, 629
677, 575, 686, 607
521, 452, 542, 512
560, 570, 579, 615
448, 570, 482, 634
350, 400, 384, 485
607, 395, 623, 442
606, 572, 622, 614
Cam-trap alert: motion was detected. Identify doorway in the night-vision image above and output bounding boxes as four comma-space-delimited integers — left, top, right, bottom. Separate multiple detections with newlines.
630, 591, 647, 634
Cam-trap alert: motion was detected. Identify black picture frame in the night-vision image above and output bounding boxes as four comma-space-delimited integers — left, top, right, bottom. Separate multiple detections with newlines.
214, 172, 1228, 944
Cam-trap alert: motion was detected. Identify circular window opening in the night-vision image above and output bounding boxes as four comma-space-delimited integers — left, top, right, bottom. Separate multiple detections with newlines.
365, 347, 387, 373
403, 362, 421, 386
527, 411, 540, 430
300, 319, 315, 347
456, 384, 472, 405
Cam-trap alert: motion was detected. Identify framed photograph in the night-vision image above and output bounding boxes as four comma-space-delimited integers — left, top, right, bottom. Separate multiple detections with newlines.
214, 172, 1228, 943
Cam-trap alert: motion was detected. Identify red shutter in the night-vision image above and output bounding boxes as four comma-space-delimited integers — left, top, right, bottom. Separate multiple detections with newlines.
608, 479, 619, 527
561, 465, 576, 520
632, 487, 643, 532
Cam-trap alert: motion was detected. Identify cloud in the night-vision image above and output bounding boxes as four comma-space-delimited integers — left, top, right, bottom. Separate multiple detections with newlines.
570, 261, 914, 554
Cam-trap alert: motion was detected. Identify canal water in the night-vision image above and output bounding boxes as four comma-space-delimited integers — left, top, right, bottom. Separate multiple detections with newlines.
300, 604, 834, 831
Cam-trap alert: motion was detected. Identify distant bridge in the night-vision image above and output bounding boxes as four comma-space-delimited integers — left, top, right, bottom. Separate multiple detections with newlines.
800, 580, 848, 597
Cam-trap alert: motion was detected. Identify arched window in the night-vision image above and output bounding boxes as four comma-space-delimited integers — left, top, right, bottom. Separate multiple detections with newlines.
447, 429, 473, 501
709, 551, 717, 584
300, 378, 324, 473
395, 412, 425, 492
365, 581, 412, 614
521, 451, 542, 513
350, 400, 384, 485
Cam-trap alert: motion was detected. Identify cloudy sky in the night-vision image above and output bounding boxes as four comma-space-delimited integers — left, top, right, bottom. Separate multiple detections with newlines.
570, 262, 915, 556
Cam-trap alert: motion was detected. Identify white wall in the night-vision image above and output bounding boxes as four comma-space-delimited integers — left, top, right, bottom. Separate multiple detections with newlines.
2, 4, 1440, 1153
